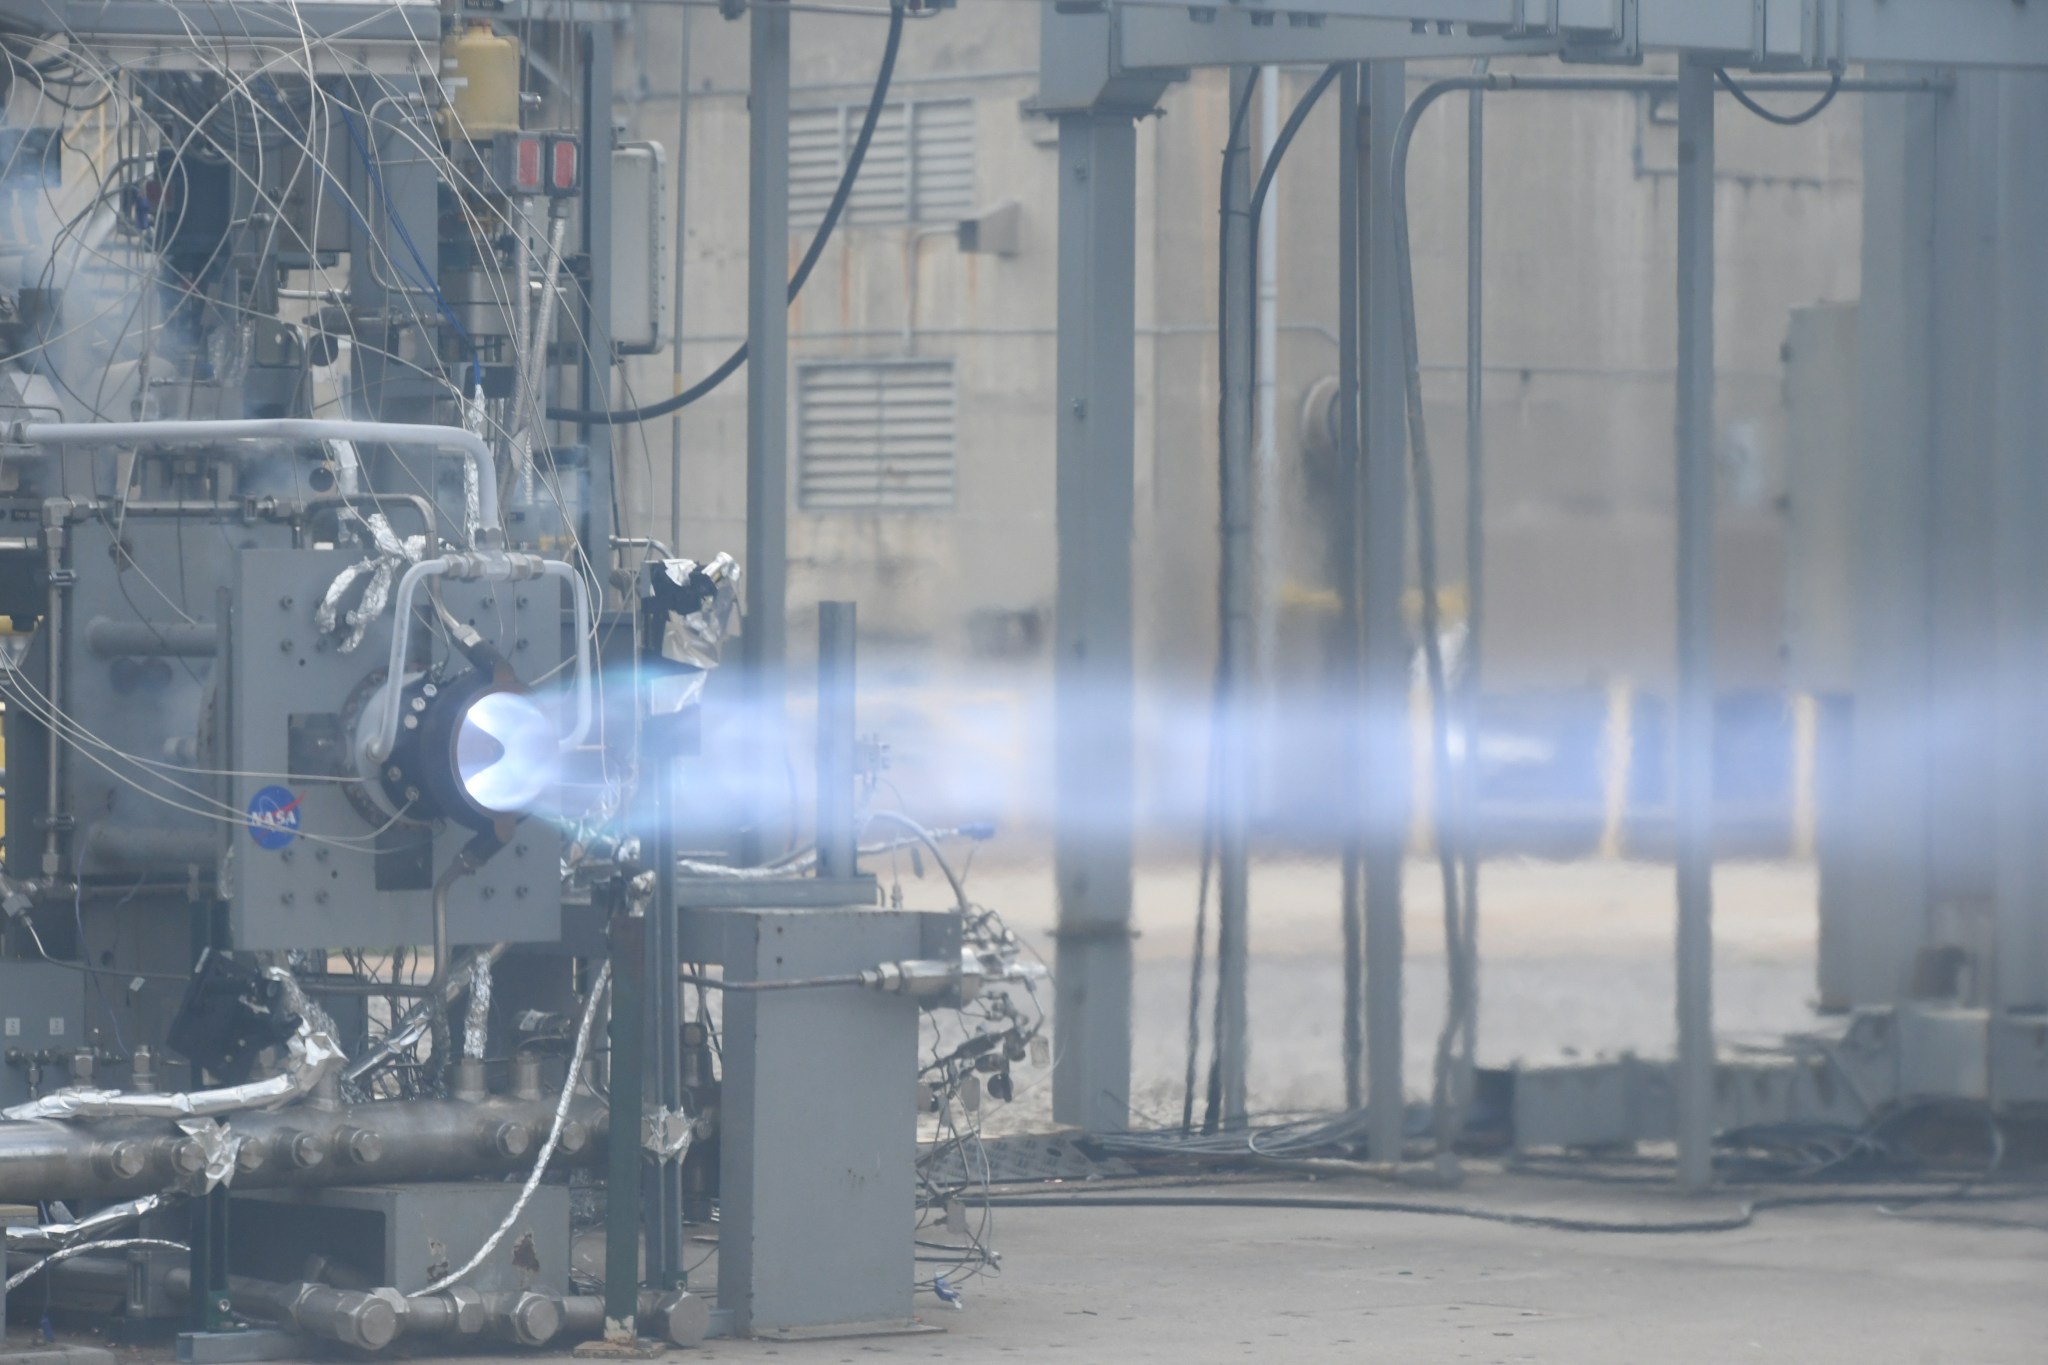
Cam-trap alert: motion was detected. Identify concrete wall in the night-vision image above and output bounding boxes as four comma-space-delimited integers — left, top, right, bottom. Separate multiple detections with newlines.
606, 10, 1863, 833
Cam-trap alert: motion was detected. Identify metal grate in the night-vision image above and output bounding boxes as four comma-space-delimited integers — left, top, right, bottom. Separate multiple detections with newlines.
790, 98, 976, 230
797, 359, 957, 511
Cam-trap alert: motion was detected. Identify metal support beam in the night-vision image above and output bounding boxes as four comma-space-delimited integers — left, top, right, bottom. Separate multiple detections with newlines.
1335, 64, 1366, 1114
1360, 60, 1409, 1163
643, 641, 686, 1291
1215, 65, 1257, 1133
604, 910, 648, 1339
1051, 111, 1138, 1135
741, 0, 791, 864
1673, 54, 1717, 1194
579, 25, 618, 555
815, 602, 858, 881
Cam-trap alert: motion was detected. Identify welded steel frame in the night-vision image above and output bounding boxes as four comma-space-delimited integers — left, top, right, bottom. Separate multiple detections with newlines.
1035, 0, 2031, 1184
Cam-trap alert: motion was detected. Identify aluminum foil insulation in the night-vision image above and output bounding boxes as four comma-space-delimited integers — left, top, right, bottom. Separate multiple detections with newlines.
464, 955, 493, 1061
2, 1022, 344, 1122
2, 1193, 167, 1251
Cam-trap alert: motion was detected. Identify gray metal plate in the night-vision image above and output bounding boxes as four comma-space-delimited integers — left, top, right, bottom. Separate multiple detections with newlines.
226, 550, 563, 951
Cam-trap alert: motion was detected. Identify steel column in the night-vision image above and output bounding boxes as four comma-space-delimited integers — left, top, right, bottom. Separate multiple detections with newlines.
1335, 65, 1365, 1113
643, 643, 686, 1291
815, 602, 858, 881
1051, 110, 1138, 1135
579, 25, 617, 556
1672, 55, 1717, 1194
604, 910, 648, 1338
1215, 65, 1257, 1132
1361, 60, 1409, 1164
741, 0, 791, 864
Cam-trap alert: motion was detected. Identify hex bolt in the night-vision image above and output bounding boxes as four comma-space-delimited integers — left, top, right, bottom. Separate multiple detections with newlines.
279, 595, 294, 609
485, 1121, 531, 1159
236, 1137, 271, 1173
403, 715, 419, 730
558, 1119, 590, 1156
386, 766, 403, 782
422, 683, 438, 698
337, 1127, 383, 1166
100, 1140, 149, 1181
169, 1138, 209, 1177
410, 696, 427, 713
283, 1129, 329, 1169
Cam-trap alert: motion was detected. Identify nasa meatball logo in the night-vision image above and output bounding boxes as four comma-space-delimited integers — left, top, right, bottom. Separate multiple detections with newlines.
247, 784, 302, 850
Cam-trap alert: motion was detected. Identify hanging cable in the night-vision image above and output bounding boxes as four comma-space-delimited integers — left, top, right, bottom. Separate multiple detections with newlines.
545, 0, 906, 426
1196, 63, 1342, 1135
1186, 67, 1261, 1137
1714, 65, 1842, 126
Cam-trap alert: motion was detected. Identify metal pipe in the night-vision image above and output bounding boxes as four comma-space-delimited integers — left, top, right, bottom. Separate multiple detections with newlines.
1335, 64, 1365, 1114
83, 618, 218, 658
602, 914, 645, 1340
1360, 58, 1409, 1168
1452, 71, 1486, 1150
1672, 55, 1717, 1194
740, 0, 792, 866
669, 0, 693, 553
814, 601, 858, 880
1215, 64, 1257, 1134
40, 508, 67, 879
365, 553, 594, 764
561, 1290, 710, 1347
16, 420, 503, 545
0, 1090, 604, 1203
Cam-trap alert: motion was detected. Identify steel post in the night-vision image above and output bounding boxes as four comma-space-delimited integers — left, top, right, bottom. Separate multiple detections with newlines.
815, 602, 858, 880
1051, 110, 1138, 1134
604, 911, 647, 1338
1335, 65, 1366, 1112
1361, 60, 1410, 1164
741, 0, 791, 865
579, 25, 618, 556
1673, 55, 1717, 1194
1216, 64, 1257, 1132
644, 637, 686, 1290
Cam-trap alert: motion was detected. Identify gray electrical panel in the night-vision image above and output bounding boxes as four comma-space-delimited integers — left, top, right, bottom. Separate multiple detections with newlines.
0, 961, 88, 1108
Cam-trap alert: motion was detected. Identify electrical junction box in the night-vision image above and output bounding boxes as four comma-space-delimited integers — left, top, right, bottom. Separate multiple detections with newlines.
0, 961, 88, 1108
611, 142, 670, 356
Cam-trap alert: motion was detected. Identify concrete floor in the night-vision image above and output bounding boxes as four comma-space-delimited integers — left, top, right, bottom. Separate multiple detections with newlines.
25, 859, 2042, 1364
676, 1173, 2048, 1364
957, 856, 1824, 1129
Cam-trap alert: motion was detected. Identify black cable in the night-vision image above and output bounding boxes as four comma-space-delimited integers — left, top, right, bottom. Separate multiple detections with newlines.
1189, 69, 1263, 1139
980, 1181, 2042, 1235
546, 0, 906, 426
1196, 65, 1340, 1137
1714, 65, 1842, 126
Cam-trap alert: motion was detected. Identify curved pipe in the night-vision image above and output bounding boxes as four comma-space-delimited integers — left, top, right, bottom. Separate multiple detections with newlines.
366, 554, 595, 765
16, 419, 502, 546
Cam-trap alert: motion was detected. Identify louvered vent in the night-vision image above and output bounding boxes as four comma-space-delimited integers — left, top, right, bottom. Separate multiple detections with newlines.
797, 360, 957, 511
790, 99, 976, 230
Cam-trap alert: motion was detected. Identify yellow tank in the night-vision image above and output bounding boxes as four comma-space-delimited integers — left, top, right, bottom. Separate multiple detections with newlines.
439, 23, 522, 140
